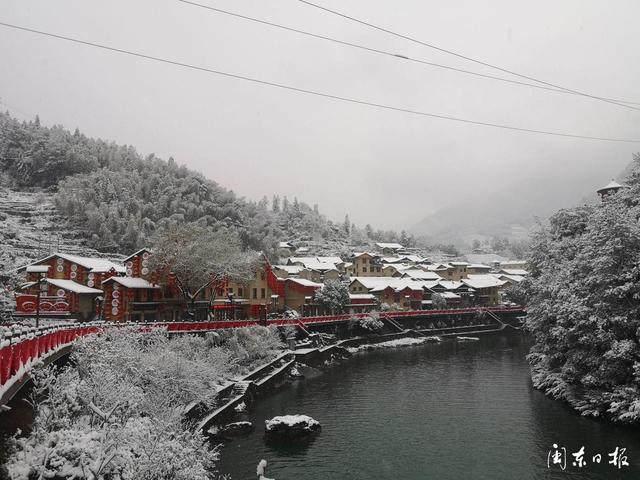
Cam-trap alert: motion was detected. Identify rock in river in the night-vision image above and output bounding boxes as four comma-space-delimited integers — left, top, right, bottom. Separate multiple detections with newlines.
264, 414, 321, 440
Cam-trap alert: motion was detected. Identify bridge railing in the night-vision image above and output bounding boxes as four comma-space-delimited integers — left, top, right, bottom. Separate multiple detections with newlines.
1, 306, 525, 400
0, 323, 101, 398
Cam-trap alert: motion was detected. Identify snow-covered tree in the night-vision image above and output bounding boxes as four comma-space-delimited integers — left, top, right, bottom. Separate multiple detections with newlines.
149, 224, 259, 319
5, 327, 285, 479
524, 154, 640, 424
431, 292, 447, 309
313, 279, 350, 314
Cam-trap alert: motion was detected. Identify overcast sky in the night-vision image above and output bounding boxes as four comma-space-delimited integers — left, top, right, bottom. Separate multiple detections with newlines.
0, 0, 638, 229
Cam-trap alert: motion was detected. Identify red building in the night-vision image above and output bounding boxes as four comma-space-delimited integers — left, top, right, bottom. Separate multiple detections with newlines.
15, 278, 102, 321
101, 276, 165, 322
15, 253, 125, 320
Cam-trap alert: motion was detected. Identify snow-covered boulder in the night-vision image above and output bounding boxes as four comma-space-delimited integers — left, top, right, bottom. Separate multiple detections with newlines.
265, 415, 320, 440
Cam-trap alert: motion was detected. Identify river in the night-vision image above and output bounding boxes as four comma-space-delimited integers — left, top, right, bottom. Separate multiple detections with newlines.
218, 334, 639, 480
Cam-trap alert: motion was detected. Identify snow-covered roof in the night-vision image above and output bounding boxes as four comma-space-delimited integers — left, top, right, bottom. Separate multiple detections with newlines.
468, 263, 493, 270
287, 256, 317, 264
375, 242, 404, 250
29, 253, 126, 273
273, 265, 305, 275
497, 274, 525, 283
123, 248, 152, 262
450, 261, 470, 267
597, 179, 625, 194
278, 241, 295, 248
426, 263, 453, 271
435, 280, 468, 291
45, 278, 103, 294
287, 257, 338, 271
500, 268, 529, 276
382, 263, 412, 272
462, 275, 506, 289
286, 278, 323, 288
350, 276, 438, 293
348, 293, 376, 300
103, 277, 161, 289
466, 253, 508, 264
400, 254, 424, 263
438, 291, 461, 299
400, 269, 442, 281
274, 265, 303, 272
287, 256, 342, 268
381, 256, 404, 264
316, 256, 343, 265
352, 251, 378, 258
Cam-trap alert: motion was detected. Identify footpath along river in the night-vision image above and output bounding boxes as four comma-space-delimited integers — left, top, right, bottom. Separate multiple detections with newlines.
219, 334, 640, 480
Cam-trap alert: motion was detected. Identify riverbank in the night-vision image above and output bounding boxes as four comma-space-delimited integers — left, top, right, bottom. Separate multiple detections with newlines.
0, 326, 285, 480
0, 316, 524, 479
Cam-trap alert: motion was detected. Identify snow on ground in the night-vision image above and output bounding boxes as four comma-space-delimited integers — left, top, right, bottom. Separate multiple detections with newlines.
348, 336, 442, 352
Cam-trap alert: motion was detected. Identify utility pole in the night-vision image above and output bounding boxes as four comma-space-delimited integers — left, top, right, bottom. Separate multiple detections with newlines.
26, 265, 49, 328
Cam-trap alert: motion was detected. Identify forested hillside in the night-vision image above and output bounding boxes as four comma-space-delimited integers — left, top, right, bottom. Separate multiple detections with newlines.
0, 112, 414, 257
523, 153, 640, 424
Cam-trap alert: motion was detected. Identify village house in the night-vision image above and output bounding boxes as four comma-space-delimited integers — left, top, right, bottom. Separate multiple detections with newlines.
494, 273, 525, 287
349, 277, 438, 310
499, 267, 529, 277
375, 242, 404, 255
381, 264, 406, 277
461, 275, 506, 306
101, 276, 164, 322
499, 260, 528, 271
298, 267, 341, 283
283, 277, 322, 315
466, 263, 494, 275
346, 293, 378, 314
16, 277, 103, 321
210, 257, 278, 320
15, 253, 126, 320
21, 253, 125, 287
429, 280, 475, 308
448, 262, 471, 280
350, 252, 383, 276
426, 263, 455, 278
271, 265, 304, 278
400, 269, 443, 281
277, 241, 297, 257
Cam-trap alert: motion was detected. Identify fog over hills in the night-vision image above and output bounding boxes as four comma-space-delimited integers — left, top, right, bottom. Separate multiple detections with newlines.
411, 162, 634, 246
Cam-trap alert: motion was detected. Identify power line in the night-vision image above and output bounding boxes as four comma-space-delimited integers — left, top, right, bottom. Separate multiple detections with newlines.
297, 0, 640, 111
0, 20, 638, 143
178, 0, 640, 108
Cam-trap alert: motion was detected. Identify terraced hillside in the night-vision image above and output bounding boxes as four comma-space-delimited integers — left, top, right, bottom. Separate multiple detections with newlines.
0, 186, 122, 319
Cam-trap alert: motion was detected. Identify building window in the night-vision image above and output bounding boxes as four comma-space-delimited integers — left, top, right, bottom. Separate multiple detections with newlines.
261, 288, 266, 298
238, 288, 243, 297
363, 267, 367, 273
253, 288, 257, 299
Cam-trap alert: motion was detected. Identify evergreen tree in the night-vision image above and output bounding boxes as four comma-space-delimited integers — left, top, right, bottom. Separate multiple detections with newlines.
524, 154, 640, 424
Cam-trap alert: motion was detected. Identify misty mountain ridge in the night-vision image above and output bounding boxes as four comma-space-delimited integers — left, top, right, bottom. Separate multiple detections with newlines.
410, 170, 626, 246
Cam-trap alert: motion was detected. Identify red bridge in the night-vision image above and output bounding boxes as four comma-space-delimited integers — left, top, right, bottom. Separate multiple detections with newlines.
0, 306, 525, 405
